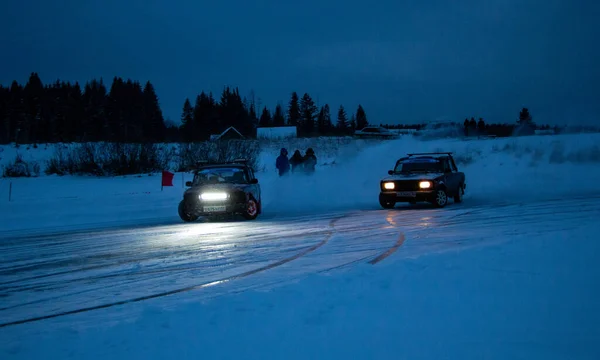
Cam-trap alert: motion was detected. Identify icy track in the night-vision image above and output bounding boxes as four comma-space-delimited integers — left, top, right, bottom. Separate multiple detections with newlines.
1, 193, 599, 328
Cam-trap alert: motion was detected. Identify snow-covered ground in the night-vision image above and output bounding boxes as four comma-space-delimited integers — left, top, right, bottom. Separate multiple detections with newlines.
1, 133, 600, 359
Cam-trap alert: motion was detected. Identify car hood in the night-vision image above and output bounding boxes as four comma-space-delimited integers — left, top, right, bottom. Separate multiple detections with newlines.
382, 172, 443, 181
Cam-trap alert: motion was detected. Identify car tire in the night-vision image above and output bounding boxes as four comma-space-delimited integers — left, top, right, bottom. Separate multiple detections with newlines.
242, 198, 259, 220
433, 189, 448, 208
178, 201, 199, 222
379, 198, 396, 209
454, 184, 464, 203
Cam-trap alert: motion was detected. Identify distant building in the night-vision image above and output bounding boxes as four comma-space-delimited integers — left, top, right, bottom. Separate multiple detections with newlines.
256, 126, 297, 140
210, 126, 245, 141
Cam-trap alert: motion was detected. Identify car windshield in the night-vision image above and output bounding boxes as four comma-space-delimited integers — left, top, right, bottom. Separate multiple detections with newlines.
394, 158, 443, 173
192, 167, 248, 185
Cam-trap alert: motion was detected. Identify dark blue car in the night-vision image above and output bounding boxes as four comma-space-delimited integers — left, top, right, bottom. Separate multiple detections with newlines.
178, 159, 262, 222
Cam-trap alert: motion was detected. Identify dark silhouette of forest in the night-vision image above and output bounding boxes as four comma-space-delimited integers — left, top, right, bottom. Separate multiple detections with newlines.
0, 73, 371, 145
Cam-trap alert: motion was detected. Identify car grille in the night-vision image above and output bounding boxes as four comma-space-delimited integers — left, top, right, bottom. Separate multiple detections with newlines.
383, 180, 421, 191
184, 191, 246, 204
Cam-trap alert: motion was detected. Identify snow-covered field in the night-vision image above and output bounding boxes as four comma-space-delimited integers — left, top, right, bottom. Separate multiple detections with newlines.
1, 133, 600, 359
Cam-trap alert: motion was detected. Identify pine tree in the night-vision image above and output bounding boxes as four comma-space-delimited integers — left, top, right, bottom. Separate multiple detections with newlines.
259, 106, 272, 127
469, 117, 476, 128
248, 101, 258, 129
193, 94, 207, 140
355, 104, 368, 129
218, 86, 252, 136
8, 81, 25, 144
350, 114, 356, 131
111, 78, 130, 141
82, 79, 108, 141
336, 105, 348, 133
287, 92, 300, 127
518, 107, 532, 124
477, 117, 485, 131
316, 107, 325, 135
272, 104, 285, 126
0, 86, 9, 144
23, 72, 44, 143
142, 81, 166, 142
316, 104, 332, 135
180, 98, 194, 141
299, 93, 318, 135
322, 104, 332, 134
64, 82, 84, 142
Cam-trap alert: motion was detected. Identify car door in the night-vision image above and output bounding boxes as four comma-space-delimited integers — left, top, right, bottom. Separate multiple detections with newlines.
247, 167, 261, 201
444, 158, 459, 194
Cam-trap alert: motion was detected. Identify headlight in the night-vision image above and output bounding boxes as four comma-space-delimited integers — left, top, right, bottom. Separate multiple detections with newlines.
383, 182, 395, 190
419, 181, 432, 189
200, 192, 228, 200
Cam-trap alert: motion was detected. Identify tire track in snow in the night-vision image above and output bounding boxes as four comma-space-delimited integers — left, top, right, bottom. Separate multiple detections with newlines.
368, 233, 406, 265
0, 216, 345, 328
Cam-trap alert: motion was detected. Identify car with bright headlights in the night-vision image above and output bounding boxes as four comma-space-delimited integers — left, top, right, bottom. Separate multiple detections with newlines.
378, 152, 466, 208
178, 159, 262, 222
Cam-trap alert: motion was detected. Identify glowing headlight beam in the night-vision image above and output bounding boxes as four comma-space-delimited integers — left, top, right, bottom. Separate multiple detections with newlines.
200, 192, 228, 201
419, 181, 431, 189
384, 182, 395, 190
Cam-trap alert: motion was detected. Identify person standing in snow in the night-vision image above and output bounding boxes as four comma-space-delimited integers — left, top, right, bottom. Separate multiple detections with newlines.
289, 149, 304, 173
275, 148, 290, 176
302, 148, 317, 173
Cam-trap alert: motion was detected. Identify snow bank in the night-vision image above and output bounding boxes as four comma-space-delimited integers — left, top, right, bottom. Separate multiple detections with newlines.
2, 133, 600, 233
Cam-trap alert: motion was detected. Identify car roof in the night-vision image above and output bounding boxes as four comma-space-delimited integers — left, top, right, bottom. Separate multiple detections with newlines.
194, 163, 248, 171
398, 155, 445, 162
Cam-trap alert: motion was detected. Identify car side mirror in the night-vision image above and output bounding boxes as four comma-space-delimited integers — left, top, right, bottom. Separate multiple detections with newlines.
185, 181, 192, 187
250, 178, 258, 184
388, 170, 394, 175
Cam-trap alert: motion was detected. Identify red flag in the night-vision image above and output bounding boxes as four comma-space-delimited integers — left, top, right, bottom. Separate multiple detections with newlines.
161, 170, 174, 187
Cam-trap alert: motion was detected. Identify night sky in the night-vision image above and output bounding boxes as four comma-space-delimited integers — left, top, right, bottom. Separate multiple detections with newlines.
1, 0, 598, 126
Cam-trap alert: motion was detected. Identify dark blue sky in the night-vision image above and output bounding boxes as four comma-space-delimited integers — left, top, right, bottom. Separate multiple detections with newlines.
1, 0, 598, 126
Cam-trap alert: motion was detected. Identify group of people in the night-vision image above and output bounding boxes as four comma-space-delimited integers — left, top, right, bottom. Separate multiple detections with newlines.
275, 147, 317, 176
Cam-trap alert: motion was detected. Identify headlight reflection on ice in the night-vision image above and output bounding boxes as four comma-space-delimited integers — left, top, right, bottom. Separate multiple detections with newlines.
200, 192, 228, 201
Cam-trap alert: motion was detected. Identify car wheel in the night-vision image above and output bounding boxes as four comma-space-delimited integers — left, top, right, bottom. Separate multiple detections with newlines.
178, 201, 199, 222
379, 198, 396, 209
454, 184, 464, 203
434, 189, 448, 208
243, 198, 259, 220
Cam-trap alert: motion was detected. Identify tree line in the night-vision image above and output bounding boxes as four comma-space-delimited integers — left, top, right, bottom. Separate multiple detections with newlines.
382, 107, 564, 137
0, 73, 167, 144
2, 73, 586, 145
179, 89, 369, 140
0, 73, 371, 145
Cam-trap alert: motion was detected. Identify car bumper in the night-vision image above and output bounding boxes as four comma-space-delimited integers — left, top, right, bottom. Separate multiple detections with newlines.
182, 200, 247, 215
379, 190, 436, 203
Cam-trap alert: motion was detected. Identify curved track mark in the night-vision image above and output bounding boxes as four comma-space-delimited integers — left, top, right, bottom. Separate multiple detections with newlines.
0, 216, 343, 328
368, 233, 406, 265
